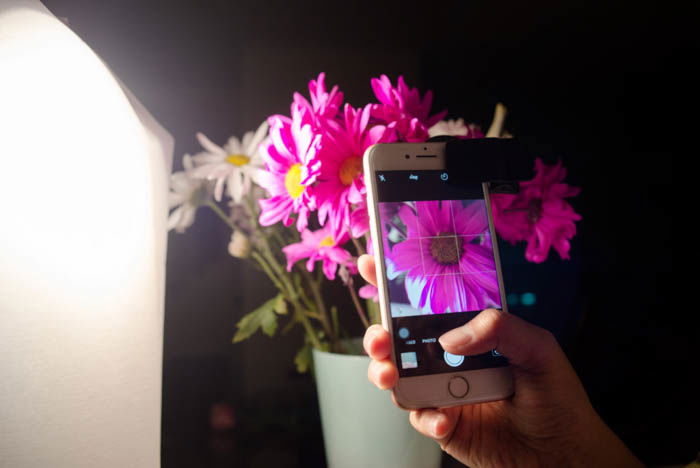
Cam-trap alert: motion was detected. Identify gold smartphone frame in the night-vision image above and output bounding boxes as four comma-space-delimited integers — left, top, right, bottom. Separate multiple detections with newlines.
363, 142, 514, 409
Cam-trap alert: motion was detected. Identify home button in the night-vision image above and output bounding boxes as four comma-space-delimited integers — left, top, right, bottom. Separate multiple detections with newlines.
448, 376, 469, 398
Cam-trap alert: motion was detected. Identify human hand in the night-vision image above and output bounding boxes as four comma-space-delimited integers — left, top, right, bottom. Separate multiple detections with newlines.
358, 254, 642, 468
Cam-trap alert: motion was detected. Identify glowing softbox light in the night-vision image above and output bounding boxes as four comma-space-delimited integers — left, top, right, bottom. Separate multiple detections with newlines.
0, 1, 172, 466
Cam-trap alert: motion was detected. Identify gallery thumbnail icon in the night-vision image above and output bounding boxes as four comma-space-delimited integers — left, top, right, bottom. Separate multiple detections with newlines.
400, 352, 418, 369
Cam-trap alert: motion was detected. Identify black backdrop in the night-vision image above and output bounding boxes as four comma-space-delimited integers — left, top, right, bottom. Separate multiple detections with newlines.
43, 1, 688, 466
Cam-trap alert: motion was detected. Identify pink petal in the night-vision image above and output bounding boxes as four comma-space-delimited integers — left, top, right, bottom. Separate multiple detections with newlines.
259, 195, 292, 226
359, 285, 378, 302
389, 238, 423, 276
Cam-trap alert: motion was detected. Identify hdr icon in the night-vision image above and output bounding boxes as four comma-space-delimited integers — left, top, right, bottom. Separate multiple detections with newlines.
409, 174, 418, 181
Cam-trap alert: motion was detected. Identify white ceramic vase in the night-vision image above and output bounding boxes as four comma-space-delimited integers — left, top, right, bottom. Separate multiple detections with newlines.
313, 346, 443, 468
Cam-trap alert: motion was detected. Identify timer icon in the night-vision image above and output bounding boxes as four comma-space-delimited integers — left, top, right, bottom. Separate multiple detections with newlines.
440, 172, 448, 181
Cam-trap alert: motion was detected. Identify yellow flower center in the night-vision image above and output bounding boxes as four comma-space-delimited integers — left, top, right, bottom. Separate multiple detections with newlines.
284, 163, 305, 199
318, 236, 335, 247
226, 154, 251, 166
339, 156, 362, 186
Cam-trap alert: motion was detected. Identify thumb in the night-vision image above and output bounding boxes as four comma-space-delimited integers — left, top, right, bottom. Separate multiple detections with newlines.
357, 254, 377, 287
438, 308, 559, 372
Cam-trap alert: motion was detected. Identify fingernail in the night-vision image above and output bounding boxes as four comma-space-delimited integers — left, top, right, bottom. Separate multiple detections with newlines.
363, 329, 377, 351
372, 368, 382, 388
376, 365, 389, 390
439, 325, 473, 352
368, 363, 380, 387
432, 418, 442, 438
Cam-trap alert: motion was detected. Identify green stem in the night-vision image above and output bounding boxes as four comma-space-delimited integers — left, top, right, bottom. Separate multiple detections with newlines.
206, 200, 236, 231
255, 254, 322, 348
251, 251, 286, 295
266, 249, 297, 300
299, 266, 334, 341
292, 300, 323, 349
347, 279, 370, 329
351, 236, 366, 256
296, 276, 316, 312
272, 228, 296, 251
243, 195, 324, 349
243, 198, 293, 289
208, 198, 293, 308
330, 306, 339, 338
366, 298, 380, 325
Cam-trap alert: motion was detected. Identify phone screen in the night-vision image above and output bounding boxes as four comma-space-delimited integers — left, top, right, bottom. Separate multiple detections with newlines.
375, 170, 508, 377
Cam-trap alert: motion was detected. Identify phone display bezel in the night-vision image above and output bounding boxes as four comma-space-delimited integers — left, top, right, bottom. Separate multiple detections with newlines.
363, 142, 514, 409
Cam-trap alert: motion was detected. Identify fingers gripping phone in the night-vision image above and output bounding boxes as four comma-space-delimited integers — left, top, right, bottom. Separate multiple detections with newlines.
364, 142, 514, 409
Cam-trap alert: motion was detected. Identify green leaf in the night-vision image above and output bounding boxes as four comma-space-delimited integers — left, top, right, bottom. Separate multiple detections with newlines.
273, 295, 287, 315
294, 342, 312, 373
232, 295, 280, 343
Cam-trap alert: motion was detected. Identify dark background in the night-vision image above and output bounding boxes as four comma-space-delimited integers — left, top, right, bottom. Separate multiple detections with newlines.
43, 0, 688, 466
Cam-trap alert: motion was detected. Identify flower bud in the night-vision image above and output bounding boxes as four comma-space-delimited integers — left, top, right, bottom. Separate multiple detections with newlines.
228, 230, 251, 259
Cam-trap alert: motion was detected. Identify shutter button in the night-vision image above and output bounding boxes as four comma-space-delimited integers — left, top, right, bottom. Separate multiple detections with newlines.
448, 376, 469, 398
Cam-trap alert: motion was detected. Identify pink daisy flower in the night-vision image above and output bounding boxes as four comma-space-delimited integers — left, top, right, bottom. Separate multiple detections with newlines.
491, 158, 581, 263
282, 225, 353, 281
315, 104, 396, 238
358, 236, 378, 301
349, 200, 370, 238
293, 72, 344, 124
359, 284, 378, 302
257, 105, 321, 231
388, 200, 501, 314
370, 75, 447, 142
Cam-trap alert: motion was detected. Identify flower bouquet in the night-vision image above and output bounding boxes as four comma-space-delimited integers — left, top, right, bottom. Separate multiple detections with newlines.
168, 73, 581, 370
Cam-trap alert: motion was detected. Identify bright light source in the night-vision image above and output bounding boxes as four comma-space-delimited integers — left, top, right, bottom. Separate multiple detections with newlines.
0, 2, 172, 467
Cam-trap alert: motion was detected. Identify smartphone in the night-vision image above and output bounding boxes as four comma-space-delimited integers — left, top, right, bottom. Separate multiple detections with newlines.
364, 142, 514, 409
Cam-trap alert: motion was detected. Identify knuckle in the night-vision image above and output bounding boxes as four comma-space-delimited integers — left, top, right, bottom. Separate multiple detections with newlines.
408, 411, 429, 437
408, 411, 419, 429
538, 328, 558, 350
366, 362, 376, 384
540, 327, 555, 341
362, 325, 381, 353
362, 328, 374, 351
483, 307, 507, 332
370, 360, 395, 389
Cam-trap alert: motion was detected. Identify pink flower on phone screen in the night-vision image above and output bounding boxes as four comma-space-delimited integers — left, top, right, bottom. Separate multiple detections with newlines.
388, 200, 501, 314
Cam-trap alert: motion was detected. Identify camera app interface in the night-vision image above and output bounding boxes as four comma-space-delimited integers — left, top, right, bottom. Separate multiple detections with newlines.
376, 171, 507, 377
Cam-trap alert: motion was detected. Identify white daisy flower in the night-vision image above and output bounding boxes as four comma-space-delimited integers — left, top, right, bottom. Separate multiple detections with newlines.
167, 155, 211, 233
428, 118, 480, 138
190, 120, 269, 203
